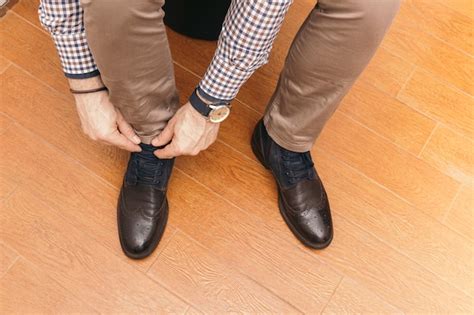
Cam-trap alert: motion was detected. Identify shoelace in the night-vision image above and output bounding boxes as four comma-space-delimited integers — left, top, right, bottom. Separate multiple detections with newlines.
130, 150, 165, 185
281, 150, 315, 185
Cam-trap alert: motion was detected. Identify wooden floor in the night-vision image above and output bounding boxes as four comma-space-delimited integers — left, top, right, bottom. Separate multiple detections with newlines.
1, 0, 473, 313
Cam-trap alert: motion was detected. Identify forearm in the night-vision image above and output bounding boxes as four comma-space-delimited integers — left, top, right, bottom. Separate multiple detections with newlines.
197, 0, 293, 102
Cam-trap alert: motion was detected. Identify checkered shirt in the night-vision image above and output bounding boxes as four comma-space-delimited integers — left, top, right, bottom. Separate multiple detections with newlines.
39, 0, 293, 100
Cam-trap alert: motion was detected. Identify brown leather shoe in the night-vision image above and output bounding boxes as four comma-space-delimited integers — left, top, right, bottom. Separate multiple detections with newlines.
251, 120, 333, 249
117, 143, 174, 259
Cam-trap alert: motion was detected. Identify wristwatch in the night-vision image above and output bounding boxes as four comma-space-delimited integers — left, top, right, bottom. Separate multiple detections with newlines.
189, 88, 232, 123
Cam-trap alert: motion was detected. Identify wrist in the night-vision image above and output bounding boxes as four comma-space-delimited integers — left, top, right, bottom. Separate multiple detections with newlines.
68, 75, 104, 91
189, 87, 232, 123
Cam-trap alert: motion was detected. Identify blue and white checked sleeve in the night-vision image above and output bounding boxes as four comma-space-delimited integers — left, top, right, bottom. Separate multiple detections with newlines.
38, 0, 292, 92
38, 0, 99, 78
199, 0, 293, 101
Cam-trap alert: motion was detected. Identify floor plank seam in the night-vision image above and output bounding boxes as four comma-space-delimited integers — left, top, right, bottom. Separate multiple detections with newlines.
0, 62, 12, 75
318, 275, 344, 314
416, 122, 439, 158
9, 9, 49, 36
0, 252, 20, 281
144, 228, 178, 274
337, 214, 474, 299
441, 184, 464, 224
384, 45, 473, 97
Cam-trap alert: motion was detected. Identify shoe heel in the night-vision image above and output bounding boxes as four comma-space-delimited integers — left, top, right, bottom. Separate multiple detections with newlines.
251, 130, 271, 170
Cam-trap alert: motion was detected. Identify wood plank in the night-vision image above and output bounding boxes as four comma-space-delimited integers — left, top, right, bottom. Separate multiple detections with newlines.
148, 230, 299, 313
0, 65, 128, 188
397, 0, 473, 55
313, 148, 474, 297
435, 0, 474, 19
339, 80, 436, 155
0, 241, 19, 278
10, 0, 43, 30
420, 125, 473, 184
176, 129, 473, 300
0, 257, 97, 313
0, 11, 70, 95
398, 68, 474, 138
0, 55, 11, 74
319, 217, 473, 312
0, 113, 14, 134
445, 185, 474, 242
167, 171, 342, 313
170, 158, 473, 312
317, 111, 460, 218
358, 47, 415, 97
0, 186, 189, 313
322, 277, 401, 314
0, 123, 174, 272
382, 8, 473, 94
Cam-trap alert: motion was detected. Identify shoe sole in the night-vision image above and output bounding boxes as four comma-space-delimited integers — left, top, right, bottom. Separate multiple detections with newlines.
251, 125, 332, 250
118, 197, 169, 260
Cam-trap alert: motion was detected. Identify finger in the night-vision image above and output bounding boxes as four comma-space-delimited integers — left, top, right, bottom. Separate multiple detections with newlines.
116, 111, 141, 144
107, 129, 142, 152
151, 119, 175, 147
154, 142, 179, 159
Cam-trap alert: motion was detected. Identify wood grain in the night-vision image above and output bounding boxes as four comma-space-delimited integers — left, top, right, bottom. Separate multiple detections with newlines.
0, 257, 97, 313
0, 55, 11, 74
317, 111, 460, 218
167, 170, 342, 313
0, 65, 128, 188
444, 185, 474, 242
148, 230, 299, 313
9, 0, 43, 30
339, 80, 436, 155
357, 47, 415, 97
313, 149, 474, 297
322, 277, 402, 314
0, 241, 19, 278
420, 125, 473, 184
175, 136, 473, 309
398, 68, 474, 138
398, 0, 473, 55
0, 186, 189, 313
0, 12, 70, 95
0, 0, 472, 312
0, 113, 13, 134
383, 8, 473, 94
0, 123, 173, 272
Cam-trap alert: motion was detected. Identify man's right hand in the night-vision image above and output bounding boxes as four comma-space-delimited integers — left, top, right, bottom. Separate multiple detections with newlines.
69, 76, 142, 152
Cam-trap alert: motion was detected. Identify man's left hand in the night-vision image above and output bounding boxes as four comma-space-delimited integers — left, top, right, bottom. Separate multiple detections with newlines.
152, 102, 220, 159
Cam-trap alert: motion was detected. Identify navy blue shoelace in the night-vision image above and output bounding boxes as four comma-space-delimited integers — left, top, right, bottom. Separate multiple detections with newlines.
281, 150, 315, 184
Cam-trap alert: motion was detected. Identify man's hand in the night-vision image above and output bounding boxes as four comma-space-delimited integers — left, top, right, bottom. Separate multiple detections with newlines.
152, 102, 219, 159
70, 77, 142, 152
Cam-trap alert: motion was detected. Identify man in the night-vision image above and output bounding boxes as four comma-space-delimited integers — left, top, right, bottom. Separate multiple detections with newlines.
39, 0, 400, 259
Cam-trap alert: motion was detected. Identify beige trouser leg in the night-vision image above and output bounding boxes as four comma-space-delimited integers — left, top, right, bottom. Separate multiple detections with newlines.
80, 0, 179, 144
264, 0, 400, 152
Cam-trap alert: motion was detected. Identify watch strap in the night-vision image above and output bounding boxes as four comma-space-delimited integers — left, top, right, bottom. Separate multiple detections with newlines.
189, 88, 230, 117
189, 88, 212, 116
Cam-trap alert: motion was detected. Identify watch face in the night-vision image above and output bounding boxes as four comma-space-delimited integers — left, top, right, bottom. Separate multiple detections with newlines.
209, 105, 231, 123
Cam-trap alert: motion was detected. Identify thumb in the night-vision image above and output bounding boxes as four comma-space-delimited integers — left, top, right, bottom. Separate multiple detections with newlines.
152, 119, 175, 147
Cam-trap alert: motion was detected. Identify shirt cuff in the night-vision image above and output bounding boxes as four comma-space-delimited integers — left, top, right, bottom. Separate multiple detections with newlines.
199, 53, 256, 101
52, 32, 98, 78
